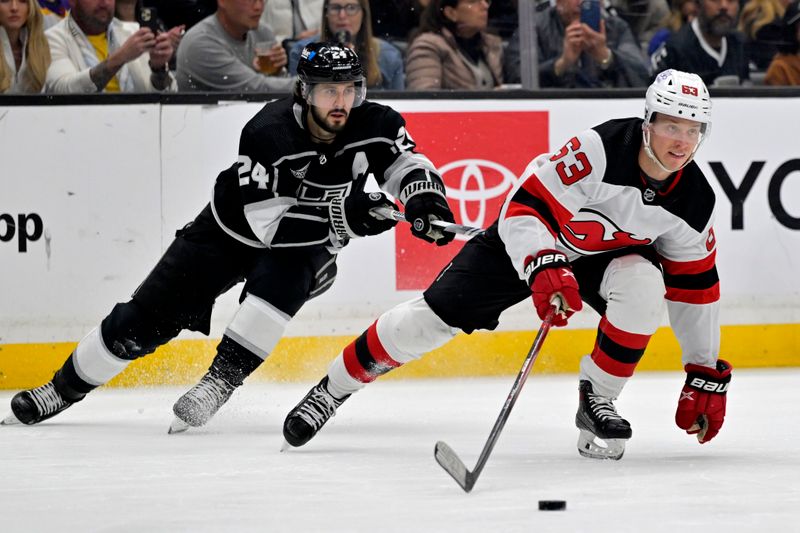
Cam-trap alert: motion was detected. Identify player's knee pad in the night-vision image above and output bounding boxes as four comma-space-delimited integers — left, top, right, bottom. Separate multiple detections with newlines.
224, 293, 290, 360
601, 255, 666, 335
376, 296, 459, 364
101, 301, 181, 360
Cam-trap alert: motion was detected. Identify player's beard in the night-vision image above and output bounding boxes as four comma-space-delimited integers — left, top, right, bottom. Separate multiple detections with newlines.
310, 105, 349, 134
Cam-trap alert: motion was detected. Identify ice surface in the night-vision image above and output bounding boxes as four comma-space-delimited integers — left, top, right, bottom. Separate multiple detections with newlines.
1, 370, 798, 532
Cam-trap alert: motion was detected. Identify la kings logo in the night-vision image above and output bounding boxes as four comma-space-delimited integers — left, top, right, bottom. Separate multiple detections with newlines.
643, 188, 656, 202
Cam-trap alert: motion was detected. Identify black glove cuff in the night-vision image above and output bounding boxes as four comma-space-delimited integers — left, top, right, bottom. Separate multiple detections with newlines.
524, 251, 570, 286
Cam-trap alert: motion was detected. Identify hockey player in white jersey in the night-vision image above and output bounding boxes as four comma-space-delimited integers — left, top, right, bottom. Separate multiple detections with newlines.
284, 69, 732, 460
3, 42, 455, 432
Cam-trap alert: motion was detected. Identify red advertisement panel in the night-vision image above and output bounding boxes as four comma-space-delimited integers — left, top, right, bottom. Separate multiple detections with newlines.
396, 111, 550, 290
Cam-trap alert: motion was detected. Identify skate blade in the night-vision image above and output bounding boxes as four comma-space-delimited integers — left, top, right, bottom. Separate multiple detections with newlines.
280, 440, 292, 452
167, 417, 191, 434
577, 429, 626, 460
1, 412, 21, 425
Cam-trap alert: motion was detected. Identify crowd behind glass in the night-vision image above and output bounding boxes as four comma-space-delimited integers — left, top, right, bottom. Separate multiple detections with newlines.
2, 0, 799, 95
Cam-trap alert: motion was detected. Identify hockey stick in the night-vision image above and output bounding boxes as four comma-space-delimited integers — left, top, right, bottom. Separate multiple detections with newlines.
434, 303, 560, 493
371, 207, 484, 238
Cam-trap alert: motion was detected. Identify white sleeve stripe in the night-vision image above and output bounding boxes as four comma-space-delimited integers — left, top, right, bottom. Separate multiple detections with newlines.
244, 197, 296, 245
383, 152, 438, 197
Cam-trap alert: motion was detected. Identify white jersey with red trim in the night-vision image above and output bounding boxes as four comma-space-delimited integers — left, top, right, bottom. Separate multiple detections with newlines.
498, 117, 720, 367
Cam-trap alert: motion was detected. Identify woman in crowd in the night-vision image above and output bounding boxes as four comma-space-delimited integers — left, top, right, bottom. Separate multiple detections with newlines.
738, 0, 789, 71
288, 0, 404, 90
765, 0, 800, 84
0, 0, 50, 93
405, 0, 503, 90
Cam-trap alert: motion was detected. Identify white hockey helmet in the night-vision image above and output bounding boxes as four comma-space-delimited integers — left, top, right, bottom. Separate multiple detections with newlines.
643, 69, 712, 173
645, 69, 711, 126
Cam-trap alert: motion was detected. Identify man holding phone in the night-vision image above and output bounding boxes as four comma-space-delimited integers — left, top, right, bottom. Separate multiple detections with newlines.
504, 0, 650, 87
44, 0, 178, 93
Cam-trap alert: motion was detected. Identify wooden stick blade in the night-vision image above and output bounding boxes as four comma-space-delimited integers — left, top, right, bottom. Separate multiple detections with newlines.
434, 441, 476, 492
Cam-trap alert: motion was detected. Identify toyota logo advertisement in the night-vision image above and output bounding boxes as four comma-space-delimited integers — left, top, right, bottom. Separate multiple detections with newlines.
397, 111, 550, 290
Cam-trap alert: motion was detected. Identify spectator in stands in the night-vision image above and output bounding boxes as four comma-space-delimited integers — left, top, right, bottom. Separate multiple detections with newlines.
607, 0, 671, 52
1, 0, 51, 93
405, 0, 503, 90
175, 0, 294, 92
288, 0, 404, 90
505, 0, 650, 87
738, 0, 788, 70
261, 0, 323, 43
765, 0, 800, 83
648, 0, 699, 55
651, 0, 750, 84
45, 0, 177, 93
37, 0, 68, 28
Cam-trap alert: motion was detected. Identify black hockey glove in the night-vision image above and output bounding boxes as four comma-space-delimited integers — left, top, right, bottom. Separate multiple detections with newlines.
329, 192, 398, 241
400, 181, 455, 246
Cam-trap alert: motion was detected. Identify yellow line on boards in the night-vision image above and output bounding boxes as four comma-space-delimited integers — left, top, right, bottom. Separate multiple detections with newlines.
0, 324, 798, 389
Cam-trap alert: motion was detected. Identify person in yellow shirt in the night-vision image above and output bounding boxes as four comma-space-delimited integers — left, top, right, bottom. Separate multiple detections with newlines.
44, 0, 181, 93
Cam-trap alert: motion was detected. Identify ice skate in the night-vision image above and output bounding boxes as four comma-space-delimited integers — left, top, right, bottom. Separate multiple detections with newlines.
575, 380, 632, 460
3, 381, 84, 426
169, 374, 236, 434
282, 377, 350, 448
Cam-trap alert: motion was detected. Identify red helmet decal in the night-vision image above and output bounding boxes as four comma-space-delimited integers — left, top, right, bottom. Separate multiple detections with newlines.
682, 85, 698, 96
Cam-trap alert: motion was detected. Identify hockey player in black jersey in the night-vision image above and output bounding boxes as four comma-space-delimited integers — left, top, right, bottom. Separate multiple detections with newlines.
284, 69, 732, 460
3, 42, 455, 432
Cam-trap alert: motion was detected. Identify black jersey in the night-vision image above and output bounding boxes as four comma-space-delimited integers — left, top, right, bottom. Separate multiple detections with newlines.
650, 19, 749, 86
498, 117, 720, 366
211, 97, 441, 249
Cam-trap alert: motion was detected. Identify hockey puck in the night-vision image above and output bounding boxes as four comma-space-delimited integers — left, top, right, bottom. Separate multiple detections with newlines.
538, 500, 566, 511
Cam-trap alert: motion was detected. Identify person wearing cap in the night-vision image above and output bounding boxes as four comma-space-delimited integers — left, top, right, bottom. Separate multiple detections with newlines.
5, 42, 455, 434
283, 69, 731, 463
765, 0, 800, 85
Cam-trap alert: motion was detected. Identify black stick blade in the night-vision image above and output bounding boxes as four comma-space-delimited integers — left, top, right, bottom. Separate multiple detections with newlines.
434, 441, 475, 492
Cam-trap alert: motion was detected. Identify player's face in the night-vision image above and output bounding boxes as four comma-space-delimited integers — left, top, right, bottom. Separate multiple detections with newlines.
647, 115, 703, 170
0, 0, 30, 33
308, 82, 357, 133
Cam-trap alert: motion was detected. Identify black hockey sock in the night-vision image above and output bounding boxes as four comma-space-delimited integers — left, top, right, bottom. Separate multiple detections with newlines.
53, 354, 98, 401
208, 336, 264, 387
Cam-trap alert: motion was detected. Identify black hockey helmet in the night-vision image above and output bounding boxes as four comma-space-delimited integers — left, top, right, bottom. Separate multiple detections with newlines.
297, 42, 366, 107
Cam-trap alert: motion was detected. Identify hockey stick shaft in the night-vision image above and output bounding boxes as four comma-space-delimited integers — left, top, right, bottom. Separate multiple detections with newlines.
435, 304, 559, 492
371, 207, 484, 238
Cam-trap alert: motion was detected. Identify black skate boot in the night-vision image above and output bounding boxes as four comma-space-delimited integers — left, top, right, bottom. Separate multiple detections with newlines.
4, 375, 86, 426
169, 374, 236, 434
575, 380, 632, 460
282, 377, 350, 448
